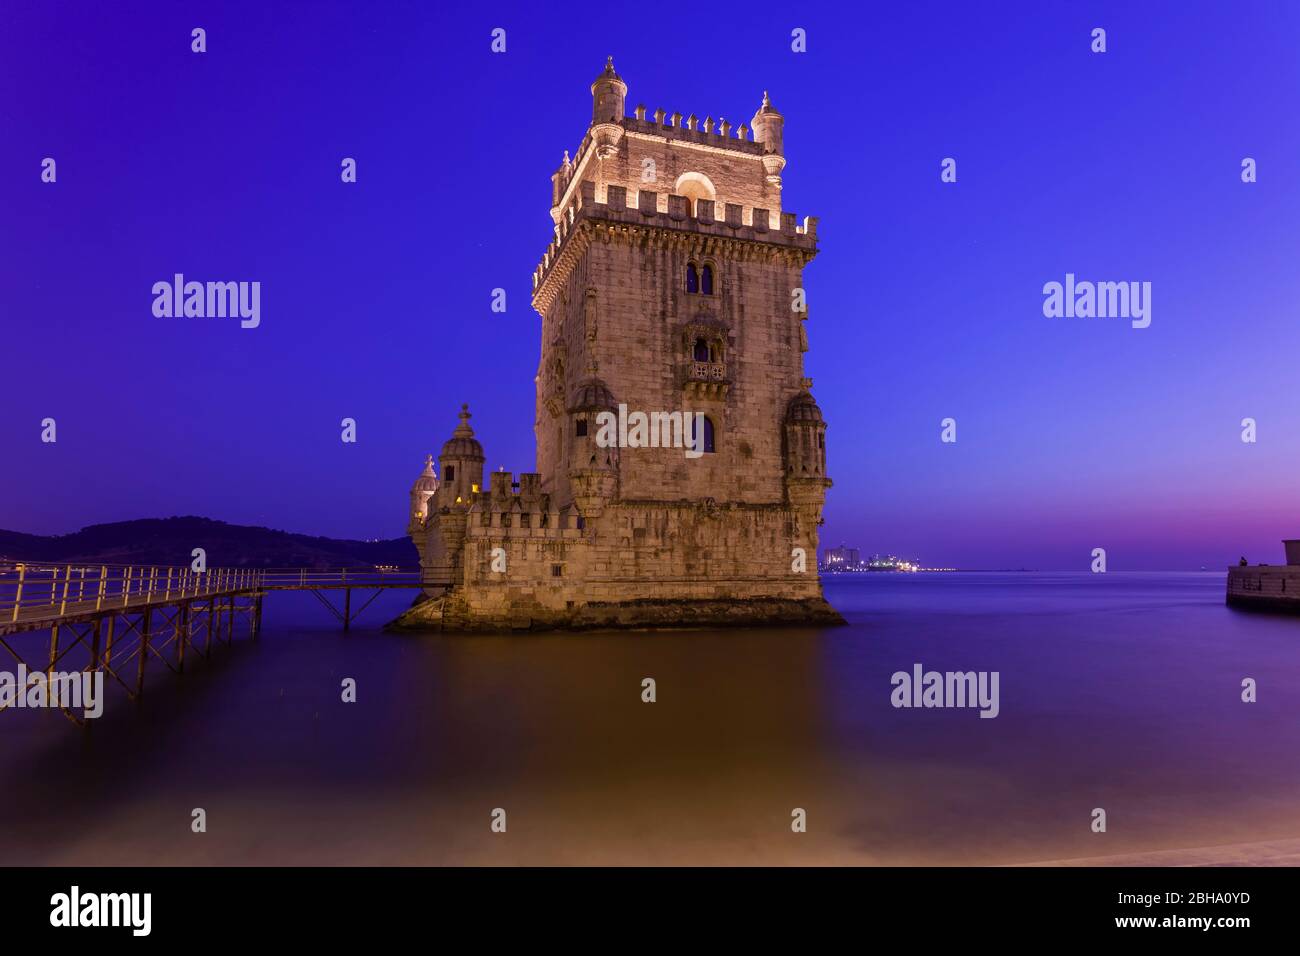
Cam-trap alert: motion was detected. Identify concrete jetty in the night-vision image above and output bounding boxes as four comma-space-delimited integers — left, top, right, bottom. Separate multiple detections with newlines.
1226, 540, 1300, 612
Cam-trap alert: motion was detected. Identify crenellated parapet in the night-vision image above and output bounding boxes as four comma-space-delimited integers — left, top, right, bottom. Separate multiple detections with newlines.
559, 97, 775, 188
547, 62, 794, 233
533, 180, 817, 311
463, 470, 587, 540
622, 107, 764, 154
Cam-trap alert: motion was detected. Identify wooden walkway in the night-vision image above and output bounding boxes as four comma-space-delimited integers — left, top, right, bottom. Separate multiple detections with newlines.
1, 563, 425, 637
0, 561, 428, 726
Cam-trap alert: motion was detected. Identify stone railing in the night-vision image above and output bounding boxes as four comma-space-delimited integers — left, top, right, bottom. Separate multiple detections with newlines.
690, 361, 727, 381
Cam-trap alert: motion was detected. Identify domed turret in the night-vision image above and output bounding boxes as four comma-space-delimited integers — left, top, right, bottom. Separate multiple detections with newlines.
785, 390, 823, 425
412, 455, 439, 493
550, 150, 574, 223
568, 376, 618, 414
782, 388, 831, 543
751, 90, 786, 188
783, 389, 831, 526
441, 404, 484, 460
591, 56, 626, 125
408, 454, 439, 528
436, 404, 486, 508
566, 376, 619, 518
590, 57, 627, 159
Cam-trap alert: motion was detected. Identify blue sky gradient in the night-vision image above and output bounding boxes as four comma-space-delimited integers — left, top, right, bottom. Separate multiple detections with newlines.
3, 1, 1298, 569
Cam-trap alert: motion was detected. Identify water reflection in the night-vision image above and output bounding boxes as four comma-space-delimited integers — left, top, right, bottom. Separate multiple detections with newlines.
1, 575, 1298, 865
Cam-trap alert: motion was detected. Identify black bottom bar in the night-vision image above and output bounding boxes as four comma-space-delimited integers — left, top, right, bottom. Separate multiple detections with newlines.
0, 866, 1279, 942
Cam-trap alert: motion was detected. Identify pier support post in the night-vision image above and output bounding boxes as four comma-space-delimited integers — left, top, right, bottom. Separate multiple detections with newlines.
227, 595, 235, 643
177, 601, 189, 672
137, 608, 152, 696
205, 599, 215, 657
253, 595, 263, 639
103, 616, 116, 667
48, 623, 60, 680
344, 588, 351, 632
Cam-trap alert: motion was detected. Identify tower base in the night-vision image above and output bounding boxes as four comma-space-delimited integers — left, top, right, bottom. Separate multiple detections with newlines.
387, 590, 845, 633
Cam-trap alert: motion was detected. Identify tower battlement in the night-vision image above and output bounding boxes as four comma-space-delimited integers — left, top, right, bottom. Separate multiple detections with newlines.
562, 106, 769, 180
533, 180, 818, 308
627, 107, 764, 149
549, 60, 792, 233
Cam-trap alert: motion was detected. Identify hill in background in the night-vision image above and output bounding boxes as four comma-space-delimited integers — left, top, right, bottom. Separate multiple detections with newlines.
0, 517, 418, 569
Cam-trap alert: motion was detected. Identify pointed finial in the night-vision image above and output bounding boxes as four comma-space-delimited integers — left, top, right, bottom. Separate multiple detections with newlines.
763, 90, 771, 108
562, 149, 571, 166
452, 404, 475, 439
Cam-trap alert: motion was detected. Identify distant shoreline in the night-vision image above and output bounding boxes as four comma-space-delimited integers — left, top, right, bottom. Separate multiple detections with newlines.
0, 516, 417, 570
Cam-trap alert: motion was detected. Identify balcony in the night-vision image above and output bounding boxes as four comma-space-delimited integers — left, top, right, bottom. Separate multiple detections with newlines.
684, 361, 729, 399
691, 361, 726, 380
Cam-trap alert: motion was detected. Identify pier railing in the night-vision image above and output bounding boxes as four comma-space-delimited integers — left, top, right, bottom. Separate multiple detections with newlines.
0, 562, 263, 624
0, 562, 421, 627
258, 568, 421, 589
0, 561, 425, 724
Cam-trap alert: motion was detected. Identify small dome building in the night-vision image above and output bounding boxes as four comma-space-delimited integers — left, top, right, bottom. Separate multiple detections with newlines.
408, 455, 439, 525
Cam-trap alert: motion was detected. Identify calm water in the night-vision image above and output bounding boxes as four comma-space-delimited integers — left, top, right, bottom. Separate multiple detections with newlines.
2, 572, 1298, 865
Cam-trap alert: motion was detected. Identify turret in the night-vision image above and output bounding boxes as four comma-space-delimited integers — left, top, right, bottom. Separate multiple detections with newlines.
750, 91, 786, 188
591, 55, 626, 125
407, 454, 439, 532
590, 57, 627, 159
550, 150, 573, 224
783, 390, 831, 525
417, 405, 486, 589
435, 404, 485, 509
567, 376, 619, 517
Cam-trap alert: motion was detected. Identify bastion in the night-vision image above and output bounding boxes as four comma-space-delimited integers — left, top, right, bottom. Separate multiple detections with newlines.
391, 60, 842, 632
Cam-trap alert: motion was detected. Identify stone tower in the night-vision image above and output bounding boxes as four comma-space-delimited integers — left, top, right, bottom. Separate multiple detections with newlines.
398, 61, 840, 631
532, 59, 827, 524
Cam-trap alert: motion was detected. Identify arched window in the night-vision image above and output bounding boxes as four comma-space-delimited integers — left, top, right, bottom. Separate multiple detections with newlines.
693, 337, 710, 361
686, 262, 699, 294
674, 172, 717, 213
690, 415, 716, 454
701, 264, 714, 295
575, 418, 588, 437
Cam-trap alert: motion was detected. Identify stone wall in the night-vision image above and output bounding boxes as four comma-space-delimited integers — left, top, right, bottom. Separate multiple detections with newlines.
394, 494, 836, 630
1226, 565, 1300, 612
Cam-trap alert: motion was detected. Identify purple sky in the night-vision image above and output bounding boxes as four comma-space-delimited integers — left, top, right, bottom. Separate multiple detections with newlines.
2, 1, 1298, 569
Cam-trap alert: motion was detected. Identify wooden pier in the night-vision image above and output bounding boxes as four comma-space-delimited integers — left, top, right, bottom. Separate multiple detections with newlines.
0, 562, 423, 725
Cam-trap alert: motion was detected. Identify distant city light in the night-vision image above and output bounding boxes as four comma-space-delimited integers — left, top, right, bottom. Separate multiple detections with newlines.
819, 545, 955, 573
